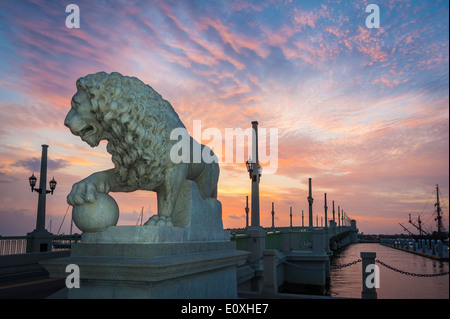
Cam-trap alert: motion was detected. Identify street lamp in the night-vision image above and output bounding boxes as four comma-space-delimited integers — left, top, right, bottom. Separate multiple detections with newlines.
29, 173, 37, 192
246, 158, 253, 179
29, 173, 57, 194
26, 145, 58, 253
246, 158, 262, 182
49, 177, 57, 194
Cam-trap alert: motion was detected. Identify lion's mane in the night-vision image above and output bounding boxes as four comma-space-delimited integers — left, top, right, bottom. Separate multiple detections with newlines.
76, 72, 176, 188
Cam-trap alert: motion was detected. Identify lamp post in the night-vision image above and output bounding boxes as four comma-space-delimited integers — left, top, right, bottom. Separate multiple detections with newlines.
324, 193, 328, 228
338, 206, 341, 228
302, 209, 304, 227
307, 178, 314, 229
332, 200, 335, 222
271, 202, 275, 229
245, 195, 249, 228
26, 144, 57, 252
246, 121, 262, 228
245, 121, 265, 277
290, 207, 293, 228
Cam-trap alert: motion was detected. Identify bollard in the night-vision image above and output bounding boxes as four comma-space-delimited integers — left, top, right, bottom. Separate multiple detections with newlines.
437, 240, 443, 258
361, 252, 377, 299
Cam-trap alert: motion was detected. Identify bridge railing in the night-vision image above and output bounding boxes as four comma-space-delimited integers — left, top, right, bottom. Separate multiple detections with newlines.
0, 236, 28, 256
229, 225, 357, 254
230, 233, 249, 251
328, 226, 351, 238
52, 234, 81, 251
0, 234, 81, 256
265, 230, 282, 250
1, 226, 355, 255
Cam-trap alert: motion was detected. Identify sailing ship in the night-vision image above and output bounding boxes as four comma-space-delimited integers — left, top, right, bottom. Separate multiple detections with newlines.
400, 184, 448, 242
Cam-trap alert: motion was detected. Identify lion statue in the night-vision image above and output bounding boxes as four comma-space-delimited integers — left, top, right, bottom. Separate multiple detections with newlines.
64, 71, 220, 227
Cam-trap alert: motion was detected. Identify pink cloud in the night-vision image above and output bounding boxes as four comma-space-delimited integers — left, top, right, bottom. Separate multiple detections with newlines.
197, 17, 270, 59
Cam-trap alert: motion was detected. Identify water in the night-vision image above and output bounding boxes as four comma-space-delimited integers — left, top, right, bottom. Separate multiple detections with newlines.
329, 243, 449, 299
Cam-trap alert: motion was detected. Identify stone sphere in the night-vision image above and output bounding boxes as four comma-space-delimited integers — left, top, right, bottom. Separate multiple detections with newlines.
72, 193, 119, 233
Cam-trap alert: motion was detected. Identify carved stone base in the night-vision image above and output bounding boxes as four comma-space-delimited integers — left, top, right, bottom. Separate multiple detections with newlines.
42, 179, 240, 298
42, 240, 249, 299
81, 224, 229, 243
81, 179, 227, 243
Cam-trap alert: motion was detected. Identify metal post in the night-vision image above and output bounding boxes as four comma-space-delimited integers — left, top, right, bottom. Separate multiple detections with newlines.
36, 144, 49, 231
435, 184, 443, 236
338, 206, 341, 227
332, 200, 335, 222
307, 178, 313, 229
250, 121, 260, 228
361, 252, 377, 299
271, 202, 275, 229
301, 209, 304, 227
245, 195, 249, 228
324, 193, 328, 228
290, 207, 292, 228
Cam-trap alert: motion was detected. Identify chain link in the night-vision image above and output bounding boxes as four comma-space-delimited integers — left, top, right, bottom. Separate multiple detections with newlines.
274, 258, 362, 271
330, 259, 362, 270
376, 259, 450, 277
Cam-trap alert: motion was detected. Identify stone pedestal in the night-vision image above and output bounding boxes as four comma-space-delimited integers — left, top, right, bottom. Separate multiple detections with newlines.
244, 226, 266, 292
26, 229, 53, 253
42, 226, 248, 299
361, 252, 377, 299
283, 250, 329, 293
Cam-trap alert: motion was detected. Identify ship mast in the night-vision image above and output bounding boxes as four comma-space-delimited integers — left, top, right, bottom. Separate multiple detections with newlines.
399, 223, 413, 236
409, 213, 430, 236
435, 184, 443, 236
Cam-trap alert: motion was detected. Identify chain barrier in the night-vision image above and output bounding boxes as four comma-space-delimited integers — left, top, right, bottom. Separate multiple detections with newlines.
274, 257, 362, 271
375, 259, 450, 277
240, 256, 449, 278
330, 259, 362, 270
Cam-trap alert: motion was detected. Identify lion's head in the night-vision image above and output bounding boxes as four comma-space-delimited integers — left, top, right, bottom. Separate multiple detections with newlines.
64, 72, 177, 188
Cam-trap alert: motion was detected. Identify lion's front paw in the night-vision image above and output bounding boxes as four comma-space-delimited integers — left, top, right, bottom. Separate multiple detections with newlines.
144, 215, 173, 227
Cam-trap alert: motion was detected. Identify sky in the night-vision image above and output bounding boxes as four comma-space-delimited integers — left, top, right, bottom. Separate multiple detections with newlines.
0, 0, 448, 236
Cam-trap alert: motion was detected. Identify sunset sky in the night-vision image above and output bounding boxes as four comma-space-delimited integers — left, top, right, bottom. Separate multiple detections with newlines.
0, 0, 448, 236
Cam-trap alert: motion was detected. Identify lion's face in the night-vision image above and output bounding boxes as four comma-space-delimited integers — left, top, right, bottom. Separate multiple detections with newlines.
64, 90, 107, 147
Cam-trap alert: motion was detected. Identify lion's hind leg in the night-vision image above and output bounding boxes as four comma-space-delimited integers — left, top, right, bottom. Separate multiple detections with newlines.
194, 161, 219, 199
